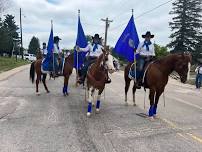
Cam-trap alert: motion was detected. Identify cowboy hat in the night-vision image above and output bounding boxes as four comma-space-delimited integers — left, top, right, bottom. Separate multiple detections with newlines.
54, 36, 62, 41
92, 34, 101, 40
142, 31, 154, 38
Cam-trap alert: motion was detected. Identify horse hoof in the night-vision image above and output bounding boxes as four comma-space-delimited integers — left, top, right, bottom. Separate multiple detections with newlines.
133, 103, 137, 106
96, 109, 100, 113
36, 92, 40, 96
125, 102, 128, 106
149, 116, 154, 121
47, 91, 50, 93
153, 115, 159, 119
87, 112, 91, 117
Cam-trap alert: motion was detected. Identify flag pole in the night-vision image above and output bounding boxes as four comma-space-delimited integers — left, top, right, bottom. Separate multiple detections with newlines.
51, 20, 55, 77
132, 9, 137, 83
76, 10, 80, 87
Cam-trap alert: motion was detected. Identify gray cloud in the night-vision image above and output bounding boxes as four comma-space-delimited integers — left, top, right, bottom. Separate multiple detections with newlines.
5, 0, 173, 49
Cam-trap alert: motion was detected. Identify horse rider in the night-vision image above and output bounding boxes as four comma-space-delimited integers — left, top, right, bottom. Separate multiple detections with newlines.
136, 31, 156, 88
42, 42, 47, 58
76, 34, 111, 84
53, 36, 62, 76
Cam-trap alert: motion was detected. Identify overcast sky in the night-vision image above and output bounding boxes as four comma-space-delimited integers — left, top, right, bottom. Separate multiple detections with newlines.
4, 0, 173, 49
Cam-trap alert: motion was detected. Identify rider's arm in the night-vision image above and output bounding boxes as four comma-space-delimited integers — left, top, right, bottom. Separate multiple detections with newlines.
79, 44, 91, 52
195, 66, 199, 73
136, 42, 142, 54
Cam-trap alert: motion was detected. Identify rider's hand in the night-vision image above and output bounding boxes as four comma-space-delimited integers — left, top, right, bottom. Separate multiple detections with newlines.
75, 46, 80, 52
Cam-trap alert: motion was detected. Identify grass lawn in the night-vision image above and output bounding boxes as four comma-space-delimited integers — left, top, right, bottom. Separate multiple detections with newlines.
0, 57, 29, 73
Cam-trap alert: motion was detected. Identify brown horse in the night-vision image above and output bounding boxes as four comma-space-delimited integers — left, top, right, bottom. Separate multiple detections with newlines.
86, 50, 115, 117
124, 53, 191, 118
30, 53, 74, 95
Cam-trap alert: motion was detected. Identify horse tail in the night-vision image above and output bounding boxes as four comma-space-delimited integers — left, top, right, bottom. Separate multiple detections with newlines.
30, 61, 35, 83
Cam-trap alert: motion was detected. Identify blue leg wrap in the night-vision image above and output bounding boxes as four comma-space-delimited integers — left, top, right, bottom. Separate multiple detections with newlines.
87, 102, 92, 113
63, 85, 68, 94
96, 100, 100, 109
153, 106, 157, 115
149, 106, 154, 117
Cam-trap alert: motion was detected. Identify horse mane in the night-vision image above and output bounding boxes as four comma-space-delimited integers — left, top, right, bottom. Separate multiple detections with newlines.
154, 53, 191, 65
95, 53, 104, 68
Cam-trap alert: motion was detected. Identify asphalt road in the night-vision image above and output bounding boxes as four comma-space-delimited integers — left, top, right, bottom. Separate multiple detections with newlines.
0, 67, 201, 152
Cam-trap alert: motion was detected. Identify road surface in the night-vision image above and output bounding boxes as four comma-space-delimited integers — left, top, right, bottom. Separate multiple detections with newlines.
0, 66, 202, 152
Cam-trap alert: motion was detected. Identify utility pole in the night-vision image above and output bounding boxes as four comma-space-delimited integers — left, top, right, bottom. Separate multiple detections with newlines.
20, 8, 23, 59
101, 17, 113, 48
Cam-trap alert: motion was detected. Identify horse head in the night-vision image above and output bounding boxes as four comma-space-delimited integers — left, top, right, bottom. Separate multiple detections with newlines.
102, 46, 116, 74
174, 52, 192, 83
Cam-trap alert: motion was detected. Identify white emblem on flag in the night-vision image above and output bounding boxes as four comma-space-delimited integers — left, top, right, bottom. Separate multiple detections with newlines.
129, 38, 134, 48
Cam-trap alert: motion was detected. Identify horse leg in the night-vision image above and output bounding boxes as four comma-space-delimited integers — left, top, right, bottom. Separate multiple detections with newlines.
63, 75, 69, 96
42, 74, 49, 93
125, 78, 131, 106
148, 88, 155, 118
153, 90, 163, 118
132, 81, 137, 106
36, 74, 40, 95
96, 89, 103, 113
87, 87, 94, 117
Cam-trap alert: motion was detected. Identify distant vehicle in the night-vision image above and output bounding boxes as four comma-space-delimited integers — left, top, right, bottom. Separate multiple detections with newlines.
24, 54, 36, 62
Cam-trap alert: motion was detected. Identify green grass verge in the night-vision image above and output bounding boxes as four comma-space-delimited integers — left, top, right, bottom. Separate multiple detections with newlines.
0, 57, 29, 73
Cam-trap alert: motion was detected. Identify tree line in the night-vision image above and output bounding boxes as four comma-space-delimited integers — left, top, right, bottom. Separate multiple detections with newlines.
0, 14, 20, 57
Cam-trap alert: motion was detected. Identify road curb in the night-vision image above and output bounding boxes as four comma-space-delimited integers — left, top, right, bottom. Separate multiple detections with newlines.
0, 64, 30, 81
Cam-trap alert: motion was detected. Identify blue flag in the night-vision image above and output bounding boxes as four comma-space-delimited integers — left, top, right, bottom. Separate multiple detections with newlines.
114, 15, 139, 62
42, 24, 54, 71
74, 16, 88, 69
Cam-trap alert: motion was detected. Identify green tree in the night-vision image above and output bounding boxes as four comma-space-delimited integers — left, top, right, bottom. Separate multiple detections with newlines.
86, 35, 92, 43
28, 36, 40, 55
168, 0, 202, 61
154, 44, 169, 58
0, 15, 20, 56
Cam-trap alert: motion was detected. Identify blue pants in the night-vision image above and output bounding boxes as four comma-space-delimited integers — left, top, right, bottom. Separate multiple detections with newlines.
53, 53, 59, 73
80, 56, 97, 77
195, 73, 202, 88
137, 57, 145, 71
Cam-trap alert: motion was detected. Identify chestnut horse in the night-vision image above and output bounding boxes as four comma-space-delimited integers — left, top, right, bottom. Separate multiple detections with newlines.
124, 53, 191, 118
86, 50, 115, 117
30, 53, 74, 95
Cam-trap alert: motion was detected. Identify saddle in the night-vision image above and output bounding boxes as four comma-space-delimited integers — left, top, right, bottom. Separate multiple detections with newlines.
42, 57, 65, 76
129, 57, 156, 89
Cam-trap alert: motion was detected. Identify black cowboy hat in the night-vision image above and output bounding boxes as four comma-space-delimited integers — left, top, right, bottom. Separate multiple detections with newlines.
54, 36, 62, 41
92, 34, 101, 40
142, 31, 154, 38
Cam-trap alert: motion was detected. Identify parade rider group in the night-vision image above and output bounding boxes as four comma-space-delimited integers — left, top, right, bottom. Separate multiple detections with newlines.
40, 31, 156, 88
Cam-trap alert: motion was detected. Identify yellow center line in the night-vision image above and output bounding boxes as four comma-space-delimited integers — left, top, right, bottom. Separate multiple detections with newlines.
187, 133, 202, 144
162, 118, 202, 144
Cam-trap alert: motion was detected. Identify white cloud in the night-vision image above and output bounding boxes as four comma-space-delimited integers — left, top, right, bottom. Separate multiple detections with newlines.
4, 0, 173, 49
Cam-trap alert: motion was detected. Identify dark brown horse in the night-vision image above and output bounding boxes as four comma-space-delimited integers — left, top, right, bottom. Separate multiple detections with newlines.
86, 50, 115, 117
30, 53, 74, 95
124, 53, 191, 118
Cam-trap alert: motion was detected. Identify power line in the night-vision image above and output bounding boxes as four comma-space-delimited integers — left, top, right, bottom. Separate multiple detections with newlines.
135, 0, 173, 19
109, 0, 174, 32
